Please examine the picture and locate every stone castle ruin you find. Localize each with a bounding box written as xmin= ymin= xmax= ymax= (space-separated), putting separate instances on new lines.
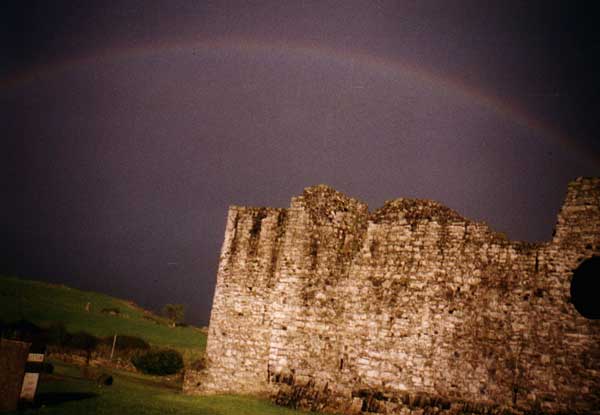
xmin=185 ymin=177 xmax=599 ymax=414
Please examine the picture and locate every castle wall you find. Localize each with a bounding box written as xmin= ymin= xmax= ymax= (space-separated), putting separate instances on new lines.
xmin=267 ymin=188 xmax=369 ymax=391
xmin=190 ymin=206 xmax=286 ymax=394
xmin=185 ymin=178 xmax=600 ymax=414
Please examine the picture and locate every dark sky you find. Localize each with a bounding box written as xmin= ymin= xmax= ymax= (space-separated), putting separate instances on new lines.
xmin=2 ymin=1 xmax=599 ymax=325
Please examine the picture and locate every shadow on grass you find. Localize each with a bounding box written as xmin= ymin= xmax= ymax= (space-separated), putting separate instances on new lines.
xmin=34 ymin=392 xmax=98 ymax=406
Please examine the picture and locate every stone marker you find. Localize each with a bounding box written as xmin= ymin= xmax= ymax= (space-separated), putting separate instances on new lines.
xmin=20 ymin=345 xmax=46 ymax=402
xmin=0 ymin=339 xmax=31 ymax=412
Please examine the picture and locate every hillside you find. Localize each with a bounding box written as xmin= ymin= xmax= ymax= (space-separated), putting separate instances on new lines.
xmin=0 ymin=276 xmax=206 ymax=359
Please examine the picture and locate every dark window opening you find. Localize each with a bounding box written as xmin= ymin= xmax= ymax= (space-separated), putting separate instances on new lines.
xmin=369 ymin=240 xmax=379 ymax=257
xmin=250 ymin=210 xmax=267 ymax=237
xmin=570 ymin=256 xmax=600 ymax=319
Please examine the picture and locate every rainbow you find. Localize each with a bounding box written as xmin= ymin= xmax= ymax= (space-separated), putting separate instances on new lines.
xmin=3 ymin=36 xmax=598 ymax=166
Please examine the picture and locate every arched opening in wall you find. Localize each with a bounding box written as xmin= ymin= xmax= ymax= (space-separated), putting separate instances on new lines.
xmin=570 ymin=256 xmax=600 ymax=319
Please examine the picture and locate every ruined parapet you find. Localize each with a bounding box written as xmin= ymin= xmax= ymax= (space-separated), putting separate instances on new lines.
xmin=186 ymin=178 xmax=600 ymax=414
xmin=539 ymin=177 xmax=600 ymax=410
xmin=553 ymin=177 xmax=600 ymax=250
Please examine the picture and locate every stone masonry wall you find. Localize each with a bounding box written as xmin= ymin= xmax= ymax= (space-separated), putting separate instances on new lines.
xmin=185 ymin=177 xmax=600 ymax=414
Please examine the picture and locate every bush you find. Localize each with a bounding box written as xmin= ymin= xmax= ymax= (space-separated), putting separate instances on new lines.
xmin=3 ymin=320 xmax=43 ymax=343
xmin=46 ymin=322 xmax=69 ymax=347
xmin=101 ymin=334 xmax=150 ymax=351
xmin=67 ymin=331 xmax=99 ymax=365
xmin=67 ymin=331 xmax=99 ymax=351
xmin=116 ymin=334 xmax=150 ymax=350
xmin=131 ymin=348 xmax=184 ymax=375
xmin=162 ymin=304 xmax=185 ymax=327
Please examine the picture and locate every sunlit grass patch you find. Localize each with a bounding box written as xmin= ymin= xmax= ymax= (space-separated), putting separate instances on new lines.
xmin=0 ymin=275 xmax=206 ymax=357
xmin=9 ymin=361 xmax=322 ymax=415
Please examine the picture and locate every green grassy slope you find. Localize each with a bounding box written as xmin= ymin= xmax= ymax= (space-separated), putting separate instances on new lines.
xmin=8 ymin=362 xmax=320 ymax=415
xmin=0 ymin=276 xmax=206 ymax=357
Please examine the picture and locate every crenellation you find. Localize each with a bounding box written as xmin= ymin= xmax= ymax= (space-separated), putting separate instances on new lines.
xmin=185 ymin=179 xmax=600 ymax=414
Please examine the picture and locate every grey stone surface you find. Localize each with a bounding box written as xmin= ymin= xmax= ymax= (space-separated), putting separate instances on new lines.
xmin=0 ymin=339 xmax=31 ymax=412
xmin=184 ymin=177 xmax=600 ymax=414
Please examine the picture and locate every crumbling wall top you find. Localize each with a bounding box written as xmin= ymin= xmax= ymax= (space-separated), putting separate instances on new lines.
xmin=370 ymin=198 xmax=467 ymax=225
xmin=295 ymin=184 xmax=369 ymax=226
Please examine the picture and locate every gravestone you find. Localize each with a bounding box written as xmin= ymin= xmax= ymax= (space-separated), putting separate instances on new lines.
xmin=0 ymin=339 xmax=31 ymax=412
xmin=20 ymin=344 xmax=47 ymax=402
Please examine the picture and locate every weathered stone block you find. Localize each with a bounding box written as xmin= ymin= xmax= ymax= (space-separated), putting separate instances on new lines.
xmin=0 ymin=339 xmax=31 ymax=412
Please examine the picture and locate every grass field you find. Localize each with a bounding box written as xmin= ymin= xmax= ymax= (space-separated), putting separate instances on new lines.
xmin=0 ymin=277 xmax=323 ymax=414
xmin=6 ymin=361 xmax=319 ymax=415
xmin=0 ymin=276 xmax=206 ymax=360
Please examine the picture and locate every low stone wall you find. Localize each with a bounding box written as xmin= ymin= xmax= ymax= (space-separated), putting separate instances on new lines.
xmin=48 ymin=347 xmax=136 ymax=371
xmin=272 ymin=378 xmax=550 ymax=415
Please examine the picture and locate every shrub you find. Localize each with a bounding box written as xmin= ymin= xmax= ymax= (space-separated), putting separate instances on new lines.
xmin=67 ymin=331 xmax=99 ymax=351
xmin=101 ymin=334 xmax=150 ymax=351
xmin=46 ymin=322 xmax=69 ymax=347
xmin=116 ymin=334 xmax=150 ymax=350
xmin=3 ymin=320 xmax=43 ymax=343
xmin=67 ymin=331 xmax=100 ymax=365
xmin=162 ymin=303 xmax=185 ymax=327
xmin=131 ymin=348 xmax=184 ymax=375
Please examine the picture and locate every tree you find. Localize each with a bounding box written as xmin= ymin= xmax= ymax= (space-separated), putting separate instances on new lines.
xmin=162 ymin=303 xmax=185 ymax=327
xmin=68 ymin=331 xmax=99 ymax=365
